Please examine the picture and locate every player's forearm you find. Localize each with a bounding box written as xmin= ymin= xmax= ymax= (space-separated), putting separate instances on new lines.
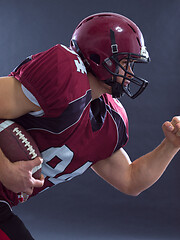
xmin=129 ymin=139 xmax=179 ymax=196
xmin=0 ymin=148 xmax=11 ymax=182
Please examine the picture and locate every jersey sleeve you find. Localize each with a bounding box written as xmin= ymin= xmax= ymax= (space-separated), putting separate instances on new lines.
xmin=10 ymin=45 xmax=72 ymax=117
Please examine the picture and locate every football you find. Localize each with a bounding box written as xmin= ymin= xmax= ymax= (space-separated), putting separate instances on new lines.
xmin=0 ymin=119 xmax=41 ymax=179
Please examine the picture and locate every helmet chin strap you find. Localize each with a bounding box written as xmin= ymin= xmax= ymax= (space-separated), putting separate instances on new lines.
xmin=104 ymin=76 xmax=125 ymax=98
xmin=111 ymin=80 xmax=125 ymax=98
xmin=107 ymin=30 xmax=125 ymax=98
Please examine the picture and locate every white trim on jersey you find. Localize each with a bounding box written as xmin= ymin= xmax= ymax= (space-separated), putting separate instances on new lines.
xmin=0 ymin=120 xmax=14 ymax=132
xmin=0 ymin=200 xmax=12 ymax=211
xmin=21 ymin=85 xmax=44 ymax=117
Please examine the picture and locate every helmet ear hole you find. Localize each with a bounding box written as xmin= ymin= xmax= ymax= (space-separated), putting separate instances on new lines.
xmin=90 ymin=54 xmax=100 ymax=65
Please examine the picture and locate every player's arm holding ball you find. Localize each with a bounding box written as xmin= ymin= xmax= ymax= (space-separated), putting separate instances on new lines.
xmin=0 ymin=76 xmax=44 ymax=195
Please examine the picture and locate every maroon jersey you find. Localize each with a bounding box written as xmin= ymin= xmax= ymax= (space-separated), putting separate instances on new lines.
xmin=0 ymin=44 xmax=129 ymax=206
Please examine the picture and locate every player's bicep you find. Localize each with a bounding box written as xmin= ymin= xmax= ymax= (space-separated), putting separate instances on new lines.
xmin=91 ymin=148 xmax=132 ymax=194
xmin=0 ymin=76 xmax=41 ymax=119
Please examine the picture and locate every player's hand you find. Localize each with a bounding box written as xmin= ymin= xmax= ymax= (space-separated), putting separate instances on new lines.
xmin=162 ymin=116 xmax=180 ymax=148
xmin=0 ymin=155 xmax=44 ymax=195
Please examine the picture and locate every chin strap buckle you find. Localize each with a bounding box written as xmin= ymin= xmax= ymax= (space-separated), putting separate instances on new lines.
xmin=111 ymin=44 xmax=118 ymax=54
xmin=110 ymin=29 xmax=118 ymax=54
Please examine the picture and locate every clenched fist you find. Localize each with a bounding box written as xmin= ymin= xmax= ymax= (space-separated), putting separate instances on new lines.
xmin=162 ymin=116 xmax=180 ymax=148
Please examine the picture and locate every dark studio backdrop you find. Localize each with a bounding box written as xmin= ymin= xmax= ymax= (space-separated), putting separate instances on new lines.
xmin=0 ymin=0 xmax=180 ymax=239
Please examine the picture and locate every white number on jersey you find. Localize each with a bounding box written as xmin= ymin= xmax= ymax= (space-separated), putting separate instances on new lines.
xmin=41 ymin=145 xmax=92 ymax=186
xmin=74 ymin=56 xmax=87 ymax=74
xmin=61 ymin=44 xmax=87 ymax=74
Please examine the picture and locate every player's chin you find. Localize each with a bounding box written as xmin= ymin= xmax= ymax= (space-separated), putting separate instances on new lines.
xmin=102 ymin=83 xmax=112 ymax=95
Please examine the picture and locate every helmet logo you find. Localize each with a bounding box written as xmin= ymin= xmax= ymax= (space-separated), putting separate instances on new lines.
xmin=115 ymin=26 xmax=123 ymax=32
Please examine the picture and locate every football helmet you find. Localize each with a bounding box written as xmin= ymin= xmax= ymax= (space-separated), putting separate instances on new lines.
xmin=70 ymin=12 xmax=150 ymax=98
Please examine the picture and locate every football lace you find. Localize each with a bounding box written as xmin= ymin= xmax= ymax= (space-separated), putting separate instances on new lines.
xmin=13 ymin=127 xmax=38 ymax=159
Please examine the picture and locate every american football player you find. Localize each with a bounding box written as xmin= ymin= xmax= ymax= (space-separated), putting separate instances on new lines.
xmin=0 ymin=12 xmax=180 ymax=239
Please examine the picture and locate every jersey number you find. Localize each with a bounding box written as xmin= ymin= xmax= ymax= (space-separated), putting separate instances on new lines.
xmin=61 ymin=45 xmax=87 ymax=74
xmin=41 ymin=145 xmax=92 ymax=185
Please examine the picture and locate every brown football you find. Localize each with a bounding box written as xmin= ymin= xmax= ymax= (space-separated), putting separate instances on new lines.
xmin=0 ymin=119 xmax=41 ymax=179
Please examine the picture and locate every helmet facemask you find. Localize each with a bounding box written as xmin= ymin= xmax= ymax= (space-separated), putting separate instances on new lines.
xmin=103 ymin=52 xmax=149 ymax=99
xmin=101 ymin=29 xmax=150 ymax=99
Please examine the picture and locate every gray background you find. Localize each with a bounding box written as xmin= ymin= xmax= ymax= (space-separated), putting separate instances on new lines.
xmin=0 ymin=0 xmax=180 ymax=239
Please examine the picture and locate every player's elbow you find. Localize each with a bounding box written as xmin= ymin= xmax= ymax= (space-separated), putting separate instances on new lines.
xmin=123 ymin=188 xmax=142 ymax=197
xmin=127 ymin=190 xmax=142 ymax=197
xmin=115 ymin=184 xmax=142 ymax=197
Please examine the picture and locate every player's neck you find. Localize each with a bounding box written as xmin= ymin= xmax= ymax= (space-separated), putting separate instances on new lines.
xmin=87 ymin=72 xmax=111 ymax=100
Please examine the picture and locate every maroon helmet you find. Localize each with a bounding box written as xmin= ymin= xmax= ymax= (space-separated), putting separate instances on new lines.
xmin=70 ymin=12 xmax=150 ymax=98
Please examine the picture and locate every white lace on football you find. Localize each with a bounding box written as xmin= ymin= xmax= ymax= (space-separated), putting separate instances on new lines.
xmin=13 ymin=127 xmax=37 ymax=159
